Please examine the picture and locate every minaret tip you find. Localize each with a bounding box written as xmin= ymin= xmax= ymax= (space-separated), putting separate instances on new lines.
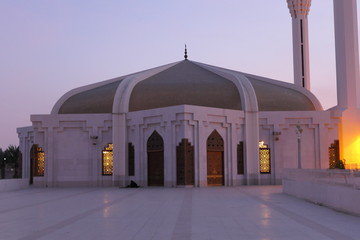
xmin=184 ymin=44 xmax=188 ymax=60
xmin=287 ymin=0 xmax=312 ymax=19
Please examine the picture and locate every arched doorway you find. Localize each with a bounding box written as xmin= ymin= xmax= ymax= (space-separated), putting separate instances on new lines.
xmin=147 ymin=131 xmax=164 ymax=186
xmin=207 ymin=130 xmax=224 ymax=186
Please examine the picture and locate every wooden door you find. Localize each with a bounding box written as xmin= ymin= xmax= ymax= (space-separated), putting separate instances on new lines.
xmin=148 ymin=151 xmax=164 ymax=186
xmin=176 ymin=139 xmax=194 ymax=185
xmin=207 ymin=151 xmax=224 ymax=186
xmin=147 ymin=131 xmax=164 ymax=186
xmin=207 ymin=130 xmax=224 ymax=186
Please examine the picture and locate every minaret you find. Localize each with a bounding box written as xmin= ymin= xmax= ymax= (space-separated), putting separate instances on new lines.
xmin=287 ymin=0 xmax=312 ymax=90
xmin=334 ymin=0 xmax=360 ymax=110
xmin=333 ymin=0 xmax=360 ymax=169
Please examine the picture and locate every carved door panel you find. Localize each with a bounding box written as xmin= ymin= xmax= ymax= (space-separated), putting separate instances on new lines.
xmin=148 ymin=151 xmax=164 ymax=186
xmin=185 ymin=146 xmax=195 ymax=185
xmin=177 ymin=139 xmax=194 ymax=186
xmin=207 ymin=151 xmax=224 ymax=186
xmin=176 ymin=146 xmax=185 ymax=185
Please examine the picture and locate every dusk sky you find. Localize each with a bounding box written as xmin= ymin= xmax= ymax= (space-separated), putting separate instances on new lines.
xmin=0 ymin=0 xmax=358 ymax=149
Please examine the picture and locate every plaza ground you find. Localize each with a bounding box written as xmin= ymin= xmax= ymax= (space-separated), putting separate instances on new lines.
xmin=1 ymin=186 xmax=359 ymax=240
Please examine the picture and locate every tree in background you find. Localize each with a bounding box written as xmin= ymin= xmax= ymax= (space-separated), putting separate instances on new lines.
xmin=1 ymin=145 xmax=22 ymax=179
xmin=0 ymin=148 xmax=4 ymax=179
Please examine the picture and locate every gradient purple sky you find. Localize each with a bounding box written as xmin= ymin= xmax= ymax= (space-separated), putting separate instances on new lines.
xmin=0 ymin=0 xmax=358 ymax=149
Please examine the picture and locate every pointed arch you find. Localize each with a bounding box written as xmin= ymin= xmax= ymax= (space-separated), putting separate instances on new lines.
xmin=147 ymin=131 xmax=164 ymax=186
xmin=207 ymin=130 xmax=224 ymax=151
xmin=207 ymin=130 xmax=224 ymax=186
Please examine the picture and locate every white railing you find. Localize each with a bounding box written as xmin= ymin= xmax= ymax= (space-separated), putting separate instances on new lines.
xmin=283 ymin=169 xmax=360 ymax=190
xmin=282 ymin=168 xmax=360 ymax=215
xmin=0 ymin=178 xmax=29 ymax=192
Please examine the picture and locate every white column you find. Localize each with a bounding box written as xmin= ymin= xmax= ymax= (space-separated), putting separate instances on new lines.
xmin=46 ymin=128 xmax=55 ymax=187
xmin=198 ymin=122 xmax=207 ymax=187
xmin=334 ymin=0 xmax=360 ymax=110
xmin=245 ymin=111 xmax=260 ymax=185
xmin=334 ymin=0 xmax=360 ymax=169
xmin=163 ymin=122 xmax=173 ymax=187
xmin=287 ymin=0 xmax=312 ymax=90
xmin=112 ymin=113 xmax=127 ymax=187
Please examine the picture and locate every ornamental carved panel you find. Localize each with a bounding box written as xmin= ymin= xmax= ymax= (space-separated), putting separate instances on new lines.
xmin=30 ymin=144 xmax=45 ymax=178
xmin=207 ymin=151 xmax=224 ymax=186
xmin=259 ymin=147 xmax=271 ymax=174
xmin=329 ymin=140 xmax=340 ymax=169
xmin=207 ymin=130 xmax=224 ymax=152
xmin=147 ymin=131 xmax=164 ymax=186
xmin=128 ymin=143 xmax=135 ymax=176
xmin=147 ymin=131 xmax=164 ymax=152
xmin=237 ymin=141 xmax=244 ymax=175
xmin=176 ymin=139 xmax=194 ymax=186
xmin=102 ymin=143 xmax=113 ymax=175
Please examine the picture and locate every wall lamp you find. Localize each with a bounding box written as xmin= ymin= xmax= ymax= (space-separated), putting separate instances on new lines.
xmin=90 ymin=135 xmax=98 ymax=145
xmin=272 ymin=131 xmax=281 ymax=141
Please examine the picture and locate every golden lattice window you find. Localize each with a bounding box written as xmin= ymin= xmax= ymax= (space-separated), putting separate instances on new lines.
xmin=259 ymin=141 xmax=271 ymax=174
xmin=102 ymin=144 xmax=113 ymax=175
xmin=35 ymin=147 xmax=45 ymax=176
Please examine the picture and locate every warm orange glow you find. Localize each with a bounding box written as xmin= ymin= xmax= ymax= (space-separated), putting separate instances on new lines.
xmin=339 ymin=108 xmax=360 ymax=170
xmin=36 ymin=147 xmax=45 ymax=176
xmin=342 ymin=137 xmax=360 ymax=169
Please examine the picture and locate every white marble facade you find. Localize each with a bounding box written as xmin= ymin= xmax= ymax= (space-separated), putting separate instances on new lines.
xmin=16 ymin=0 xmax=360 ymax=188
xmin=17 ymin=104 xmax=339 ymax=187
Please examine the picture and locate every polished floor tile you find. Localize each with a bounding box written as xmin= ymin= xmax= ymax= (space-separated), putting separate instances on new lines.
xmin=0 ymin=186 xmax=359 ymax=240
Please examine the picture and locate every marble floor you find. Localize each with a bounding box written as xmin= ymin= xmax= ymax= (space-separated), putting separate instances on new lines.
xmin=0 ymin=186 xmax=359 ymax=240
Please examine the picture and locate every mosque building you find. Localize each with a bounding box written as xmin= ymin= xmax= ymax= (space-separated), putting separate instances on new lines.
xmin=17 ymin=0 xmax=360 ymax=187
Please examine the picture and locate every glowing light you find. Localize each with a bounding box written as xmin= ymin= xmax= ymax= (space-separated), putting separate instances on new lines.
xmin=339 ymin=109 xmax=360 ymax=170
xmin=259 ymin=141 xmax=271 ymax=174
xmin=260 ymin=204 xmax=271 ymax=227
xmin=35 ymin=147 xmax=45 ymax=176
xmin=102 ymin=144 xmax=113 ymax=175
xmin=342 ymin=137 xmax=360 ymax=169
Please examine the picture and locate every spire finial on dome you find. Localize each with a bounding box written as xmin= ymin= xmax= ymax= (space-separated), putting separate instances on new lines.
xmin=184 ymin=44 xmax=188 ymax=60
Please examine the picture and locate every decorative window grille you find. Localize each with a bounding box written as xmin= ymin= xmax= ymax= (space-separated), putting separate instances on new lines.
xmin=207 ymin=130 xmax=224 ymax=151
xmin=176 ymin=139 xmax=194 ymax=185
xmin=147 ymin=131 xmax=164 ymax=186
xmin=102 ymin=144 xmax=113 ymax=175
xmin=35 ymin=147 xmax=45 ymax=176
xmin=259 ymin=141 xmax=271 ymax=174
xmin=128 ymin=143 xmax=135 ymax=176
xmin=237 ymin=141 xmax=244 ymax=175
xmin=147 ymin=131 xmax=164 ymax=152
xmin=329 ymin=140 xmax=340 ymax=169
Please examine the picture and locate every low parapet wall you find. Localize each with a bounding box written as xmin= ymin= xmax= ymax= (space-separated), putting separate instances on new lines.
xmin=283 ymin=169 xmax=360 ymax=216
xmin=0 ymin=179 xmax=29 ymax=192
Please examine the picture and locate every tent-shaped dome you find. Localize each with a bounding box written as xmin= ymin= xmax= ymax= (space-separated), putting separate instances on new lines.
xmin=52 ymin=60 xmax=322 ymax=114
